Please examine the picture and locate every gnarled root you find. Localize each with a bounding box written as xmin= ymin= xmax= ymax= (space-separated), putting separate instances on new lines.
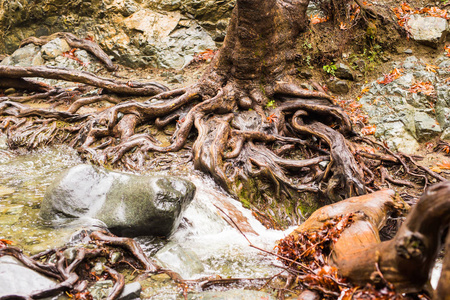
xmin=281 ymin=183 xmax=450 ymax=297
xmin=333 ymin=182 xmax=450 ymax=293
xmin=20 ymin=32 xmax=117 ymax=71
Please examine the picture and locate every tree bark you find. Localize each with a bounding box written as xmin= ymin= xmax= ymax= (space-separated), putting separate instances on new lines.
xmin=289 ymin=182 xmax=450 ymax=294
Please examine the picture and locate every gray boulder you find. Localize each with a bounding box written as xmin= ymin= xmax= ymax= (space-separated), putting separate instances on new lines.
xmin=0 ymin=44 xmax=44 ymax=66
xmin=407 ymin=14 xmax=449 ymax=48
xmin=41 ymin=37 xmax=71 ymax=59
xmin=0 ymin=255 xmax=58 ymax=297
xmin=39 ymin=164 xmax=196 ymax=237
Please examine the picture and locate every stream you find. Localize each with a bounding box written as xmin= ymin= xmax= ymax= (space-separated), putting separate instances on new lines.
xmin=0 ymin=133 xmax=292 ymax=299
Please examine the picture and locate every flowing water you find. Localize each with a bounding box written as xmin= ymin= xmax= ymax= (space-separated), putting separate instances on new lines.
xmin=0 ymin=133 xmax=290 ymax=298
xmin=0 ymin=133 xmax=443 ymax=298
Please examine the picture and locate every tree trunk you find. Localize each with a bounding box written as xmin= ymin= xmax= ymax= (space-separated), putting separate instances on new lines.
xmin=0 ymin=0 xmax=443 ymax=228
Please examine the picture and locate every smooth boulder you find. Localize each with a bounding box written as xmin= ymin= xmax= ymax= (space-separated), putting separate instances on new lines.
xmin=39 ymin=164 xmax=196 ymax=237
xmin=0 ymin=256 xmax=58 ymax=297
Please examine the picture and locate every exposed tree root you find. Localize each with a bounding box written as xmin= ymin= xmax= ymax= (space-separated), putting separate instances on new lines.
xmin=0 ymin=231 xmax=277 ymax=299
xmin=0 ymin=0 xmax=446 ymax=230
xmin=20 ymin=32 xmax=118 ymax=72
xmin=0 ymin=65 xmax=168 ymax=96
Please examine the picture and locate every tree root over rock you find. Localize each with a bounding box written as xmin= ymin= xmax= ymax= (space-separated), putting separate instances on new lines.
xmin=0 ymin=0 xmax=447 ymax=229
xmin=0 ymin=231 xmax=273 ymax=300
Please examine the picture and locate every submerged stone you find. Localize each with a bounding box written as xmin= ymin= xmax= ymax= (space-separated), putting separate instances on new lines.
xmin=188 ymin=289 xmax=275 ymax=300
xmin=155 ymin=241 xmax=205 ymax=279
xmin=40 ymin=164 xmax=196 ymax=237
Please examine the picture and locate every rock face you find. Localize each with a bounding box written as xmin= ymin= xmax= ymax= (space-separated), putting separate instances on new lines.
xmin=0 ymin=0 xmax=230 ymax=68
xmin=407 ymin=14 xmax=449 ymax=48
xmin=359 ymin=55 xmax=450 ymax=153
xmin=39 ymin=164 xmax=196 ymax=237
xmin=1 ymin=38 xmax=101 ymax=87
xmin=0 ymin=255 xmax=58 ymax=296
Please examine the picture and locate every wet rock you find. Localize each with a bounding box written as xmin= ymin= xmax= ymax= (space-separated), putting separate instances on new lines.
xmin=40 ymin=164 xmax=196 ymax=237
xmin=188 ymin=289 xmax=275 ymax=300
xmin=89 ymin=280 xmax=140 ymax=300
xmin=0 ymin=255 xmax=58 ymax=296
xmin=41 ymin=37 xmax=71 ymax=59
xmin=334 ymin=63 xmax=354 ymax=80
xmin=119 ymin=282 xmax=141 ymax=300
xmin=155 ymin=242 xmax=205 ymax=279
xmin=327 ymin=80 xmax=349 ymax=94
xmin=407 ymin=14 xmax=449 ymax=48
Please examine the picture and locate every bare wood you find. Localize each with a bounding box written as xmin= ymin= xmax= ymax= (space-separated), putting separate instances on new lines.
xmin=0 ymin=65 xmax=168 ymax=96
xmin=333 ymin=182 xmax=450 ymax=293
xmin=0 ymin=78 xmax=51 ymax=92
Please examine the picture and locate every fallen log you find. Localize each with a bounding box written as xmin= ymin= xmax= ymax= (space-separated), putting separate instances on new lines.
xmin=282 ymin=182 xmax=450 ymax=297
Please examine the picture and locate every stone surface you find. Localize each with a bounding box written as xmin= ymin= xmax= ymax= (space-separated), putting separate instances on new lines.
xmin=358 ymin=55 xmax=450 ymax=152
xmin=0 ymin=44 xmax=43 ymax=66
xmin=407 ymin=14 xmax=449 ymax=48
xmin=414 ymin=111 xmax=441 ymax=141
xmin=0 ymin=0 xmax=224 ymax=69
xmin=334 ymin=63 xmax=354 ymax=80
xmin=327 ymin=80 xmax=349 ymax=94
xmin=40 ymin=164 xmax=196 ymax=237
xmin=188 ymin=289 xmax=275 ymax=300
xmin=155 ymin=241 xmax=205 ymax=279
xmin=89 ymin=280 xmax=141 ymax=300
xmin=41 ymin=38 xmax=71 ymax=59
xmin=1 ymin=39 xmax=101 ymax=86
xmin=0 ymin=255 xmax=58 ymax=296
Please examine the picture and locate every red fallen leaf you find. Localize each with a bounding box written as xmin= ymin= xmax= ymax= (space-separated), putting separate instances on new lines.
xmin=361 ymin=124 xmax=376 ymax=135
xmin=377 ymin=68 xmax=403 ymax=85
xmin=310 ymin=14 xmax=329 ymax=24
xmin=62 ymin=48 xmax=91 ymax=67
xmin=410 ymin=81 xmax=435 ymax=96
xmin=266 ymin=113 xmax=278 ymax=123
xmin=191 ymin=49 xmax=217 ymax=64
xmin=437 ymin=160 xmax=450 ymax=169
